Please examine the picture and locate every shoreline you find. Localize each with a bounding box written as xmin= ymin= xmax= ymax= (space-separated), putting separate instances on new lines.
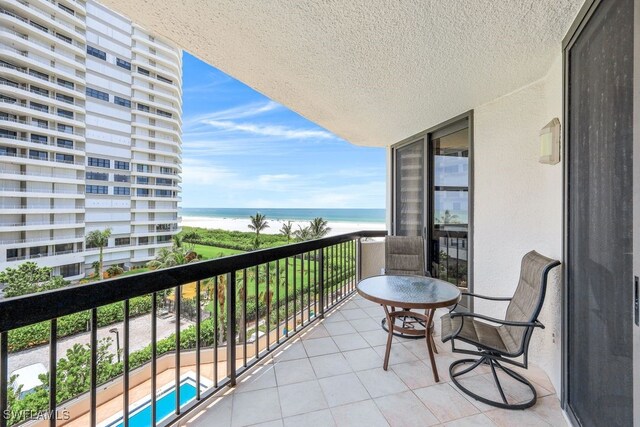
xmin=180 ymin=215 xmax=386 ymax=236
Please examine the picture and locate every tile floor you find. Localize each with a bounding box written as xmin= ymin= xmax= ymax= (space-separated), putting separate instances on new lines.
xmin=180 ymin=294 xmax=568 ymax=427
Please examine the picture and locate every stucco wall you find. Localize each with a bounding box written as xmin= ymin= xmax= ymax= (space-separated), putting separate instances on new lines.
xmin=473 ymin=54 xmax=564 ymax=393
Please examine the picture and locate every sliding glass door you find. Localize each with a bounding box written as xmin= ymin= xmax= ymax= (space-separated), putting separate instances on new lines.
xmin=393 ymin=115 xmax=472 ymax=301
xmin=430 ymin=124 xmax=470 ymax=292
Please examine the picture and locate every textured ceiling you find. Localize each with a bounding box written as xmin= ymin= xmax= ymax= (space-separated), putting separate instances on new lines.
xmin=100 ymin=0 xmax=583 ymax=146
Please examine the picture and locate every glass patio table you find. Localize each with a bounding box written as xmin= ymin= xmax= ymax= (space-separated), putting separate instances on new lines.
xmin=356 ymin=275 xmax=461 ymax=382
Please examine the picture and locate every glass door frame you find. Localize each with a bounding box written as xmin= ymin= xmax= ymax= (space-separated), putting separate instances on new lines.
xmin=390 ymin=111 xmax=474 ymax=310
xmin=562 ymin=0 xmax=638 ymax=423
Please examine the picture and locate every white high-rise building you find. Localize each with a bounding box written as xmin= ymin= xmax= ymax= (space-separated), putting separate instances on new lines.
xmin=0 ymin=0 xmax=182 ymax=280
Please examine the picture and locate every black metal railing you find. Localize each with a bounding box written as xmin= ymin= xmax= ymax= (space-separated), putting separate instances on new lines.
xmin=0 ymin=230 xmax=386 ymax=427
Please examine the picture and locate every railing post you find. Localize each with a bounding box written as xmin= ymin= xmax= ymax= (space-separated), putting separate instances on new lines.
xmin=356 ymin=238 xmax=362 ymax=283
xmin=226 ymin=271 xmax=237 ymax=386
xmin=319 ymin=248 xmax=325 ymax=318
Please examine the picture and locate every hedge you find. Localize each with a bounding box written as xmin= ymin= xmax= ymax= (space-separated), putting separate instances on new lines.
xmin=7 ymin=295 xmax=153 ymax=353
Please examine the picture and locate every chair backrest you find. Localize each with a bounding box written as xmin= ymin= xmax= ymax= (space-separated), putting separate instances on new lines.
xmin=503 ymin=251 xmax=561 ymax=352
xmin=385 ymin=236 xmax=426 ymax=276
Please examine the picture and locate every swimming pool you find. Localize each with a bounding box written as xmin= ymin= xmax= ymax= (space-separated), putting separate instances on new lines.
xmin=101 ymin=375 xmax=204 ymax=427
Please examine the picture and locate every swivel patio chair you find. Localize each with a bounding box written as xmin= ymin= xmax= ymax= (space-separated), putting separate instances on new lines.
xmin=440 ymin=250 xmax=560 ymax=409
xmin=381 ymin=236 xmax=431 ymax=339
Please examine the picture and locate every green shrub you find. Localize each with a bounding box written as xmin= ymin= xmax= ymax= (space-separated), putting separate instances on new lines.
xmin=7 ymin=296 xmax=153 ymax=353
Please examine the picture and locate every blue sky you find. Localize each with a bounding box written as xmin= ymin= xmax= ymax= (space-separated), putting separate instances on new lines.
xmin=180 ymin=52 xmax=386 ymax=209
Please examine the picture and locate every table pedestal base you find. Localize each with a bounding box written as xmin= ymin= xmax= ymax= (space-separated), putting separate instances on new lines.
xmin=382 ymin=306 xmax=440 ymax=382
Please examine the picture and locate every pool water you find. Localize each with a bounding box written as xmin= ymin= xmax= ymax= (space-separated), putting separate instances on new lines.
xmin=113 ymin=381 xmax=198 ymax=427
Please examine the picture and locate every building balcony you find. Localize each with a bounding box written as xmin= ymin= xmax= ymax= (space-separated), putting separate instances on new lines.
xmin=0 ymin=168 xmax=84 ymax=184
xmin=0 ymin=231 xmax=566 ymax=427
xmin=0 ymin=219 xmax=84 ymax=232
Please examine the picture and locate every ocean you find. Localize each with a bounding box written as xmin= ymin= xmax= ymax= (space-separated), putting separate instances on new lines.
xmin=181 ymin=208 xmax=386 ymax=223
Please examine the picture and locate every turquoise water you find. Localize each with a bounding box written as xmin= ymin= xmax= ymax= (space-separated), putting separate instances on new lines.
xmin=111 ymin=381 xmax=197 ymax=427
xmin=181 ymin=208 xmax=385 ymax=223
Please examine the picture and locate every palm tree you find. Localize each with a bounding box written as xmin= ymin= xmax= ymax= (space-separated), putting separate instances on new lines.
xmin=86 ymin=228 xmax=111 ymax=280
xmin=309 ymin=217 xmax=331 ymax=239
xmin=439 ymin=210 xmax=460 ymax=225
xmin=279 ymin=221 xmax=293 ymax=244
xmin=294 ymin=225 xmax=312 ymax=241
xmin=248 ymin=212 xmax=269 ymax=249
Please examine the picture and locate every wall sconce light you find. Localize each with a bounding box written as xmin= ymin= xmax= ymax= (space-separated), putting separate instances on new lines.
xmin=539 ymin=118 xmax=561 ymax=165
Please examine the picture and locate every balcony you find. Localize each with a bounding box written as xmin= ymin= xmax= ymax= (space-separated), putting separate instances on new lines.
xmin=0 ymin=232 xmax=388 ymax=426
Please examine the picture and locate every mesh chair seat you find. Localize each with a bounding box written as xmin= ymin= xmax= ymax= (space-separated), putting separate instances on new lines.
xmin=441 ymin=313 xmax=519 ymax=355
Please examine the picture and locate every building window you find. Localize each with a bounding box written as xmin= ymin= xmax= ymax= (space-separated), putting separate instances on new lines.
xmin=157 ymin=235 xmax=172 ymax=243
xmin=30 ymin=102 xmax=49 ymax=113
xmin=57 ymin=78 xmax=74 ymax=89
xmin=138 ymin=236 xmax=149 ymax=245
xmin=116 ymin=58 xmax=131 ymax=70
xmin=30 ymin=246 xmax=48 ymax=257
xmin=60 ymin=264 xmax=80 ymax=278
xmin=30 ymin=69 xmax=49 ymax=81
xmin=32 ymin=119 xmax=48 ymax=129
xmin=114 ymin=96 xmax=131 ymax=108
xmin=138 ymin=67 xmax=150 ymax=76
xmin=57 ymin=109 xmax=74 ymax=119
xmin=87 ymin=46 xmax=107 ymax=61
xmin=114 ymin=160 xmax=130 ymax=170
xmin=56 ymin=93 xmax=74 ymax=104
xmin=57 ymin=139 xmax=73 ymax=149
xmin=156 ymin=109 xmax=172 ymax=118
xmin=115 ymin=237 xmax=130 ymax=246
xmin=114 ymin=186 xmax=130 ymax=196
xmin=0 ymin=95 xmax=17 ymax=104
xmin=136 ymin=188 xmax=149 ymax=197
xmin=114 ymin=174 xmax=129 ymax=183
xmin=58 ymin=3 xmax=75 ymax=15
xmin=160 ymin=167 xmax=173 ymax=175
xmin=86 ymin=171 xmax=108 ymax=181
xmin=156 ymin=190 xmax=172 ymax=197
xmin=157 ymin=75 xmax=173 ymax=84
xmin=56 ymin=33 xmax=72 ymax=44
xmin=56 ymin=153 xmax=73 ymax=163
xmin=156 ymin=178 xmax=173 ymax=186
xmin=137 ymin=164 xmax=150 ymax=173
xmin=0 ymin=146 xmax=17 ymax=156
xmin=29 ymin=150 xmax=48 ymax=160
xmin=30 ymin=86 xmax=49 ymax=96
xmin=137 ymin=103 xmax=150 ymax=112
xmin=0 ymin=77 xmax=18 ymax=88
xmin=88 ymin=157 xmax=110 ymax=168
xmin=86 ymin=185 xmax=108 ymax=194
xmin=31 ymin=134 xmax=48 ymax=144
xmin=30 ymin=21 xmax=49 ymax=33
xmin=6 ymin=249 xmax=18 ymax=261
xmin=57 ymin=124 xmax=73 ymax=134
xmin=55 ymin=244 xmax=73 ymax=254
xmin=136 ymin=176 xmax=149 ymax=184
xmin=86 ymin=87 xmax=109 ymax=101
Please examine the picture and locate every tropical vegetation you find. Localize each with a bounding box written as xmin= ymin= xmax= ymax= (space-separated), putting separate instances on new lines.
xmin=0 ymin=262 xmax=68 ymax=298
xmin=248 ymin=212 xmax=269 ymax=249
xmin=85 ymin=228 xmax=112 ymax=280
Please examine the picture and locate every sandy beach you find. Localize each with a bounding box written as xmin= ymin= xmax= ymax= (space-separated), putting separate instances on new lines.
xmin=181 ymin=216 xmax=386 ymax=236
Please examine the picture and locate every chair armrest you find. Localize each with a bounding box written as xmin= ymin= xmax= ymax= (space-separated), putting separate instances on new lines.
xmin=461 ymin=292 xmax=512 ymax=301
xmin=449 ymin=312 xmax=545 ymax=329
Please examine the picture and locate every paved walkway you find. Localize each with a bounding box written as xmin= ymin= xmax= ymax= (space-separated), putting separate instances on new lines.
xmin=8 ymin=314 xmax=193 ymax=373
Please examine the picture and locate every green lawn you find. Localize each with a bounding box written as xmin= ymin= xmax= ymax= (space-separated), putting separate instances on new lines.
xmin=193 ymin=244 xmax=245 ymax=259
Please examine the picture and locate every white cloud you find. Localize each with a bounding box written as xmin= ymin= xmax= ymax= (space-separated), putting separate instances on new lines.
xmin=185 ymin=101 xmax=280 ymax=125
xmin=203 ymin=120 xmax=335 ymax=140
xmin=180 ymin=158 xmax=238 ymax=185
